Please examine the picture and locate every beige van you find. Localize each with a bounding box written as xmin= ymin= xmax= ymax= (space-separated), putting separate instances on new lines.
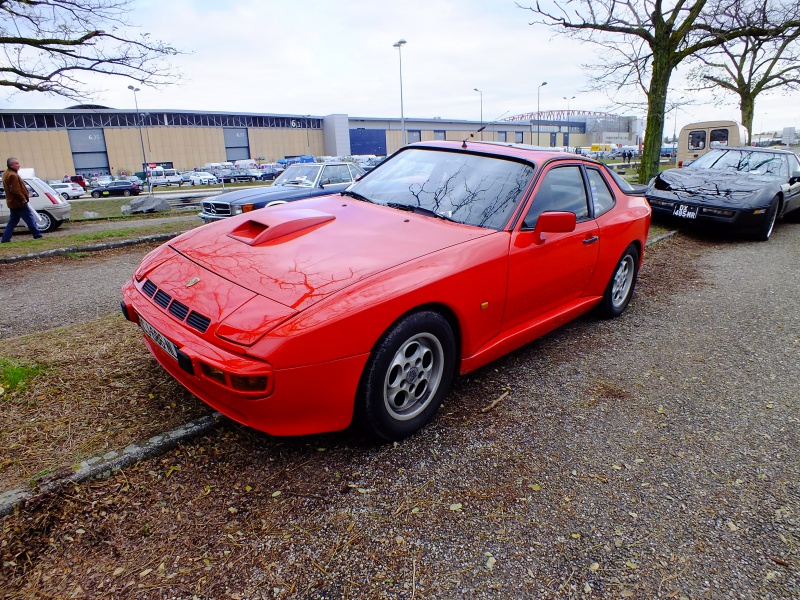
xmin=677 ymin=120 xmax=745 ymax=167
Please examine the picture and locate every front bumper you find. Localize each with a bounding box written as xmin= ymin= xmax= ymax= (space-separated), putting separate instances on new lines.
xmin=121 ymin=280 xmax=369 ymax=436
xmin=646 ymin=193 xmax=769 ymax=230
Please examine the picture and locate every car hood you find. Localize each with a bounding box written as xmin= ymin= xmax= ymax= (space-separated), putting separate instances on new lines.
xmin=651 ymin=168 xmax=779 ymax=206
xmin=171 ymin=195 xmax=493 ymax=311
xmin=208 ymin=185 xmax=317 ymax=205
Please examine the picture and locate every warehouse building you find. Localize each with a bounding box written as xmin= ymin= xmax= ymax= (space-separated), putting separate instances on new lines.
xmin=0 ymin=106 xmax=639 ymax=181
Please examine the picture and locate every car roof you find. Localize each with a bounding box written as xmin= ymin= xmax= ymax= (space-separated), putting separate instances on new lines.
xmin=407 ymin=140 xmax=601 ymax=164
xmin=709 ymin=146 xmax=796 ymax=155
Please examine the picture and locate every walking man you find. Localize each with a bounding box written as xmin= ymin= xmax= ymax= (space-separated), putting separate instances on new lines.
xmin=2 ymin=157 xmax=42 ymax=243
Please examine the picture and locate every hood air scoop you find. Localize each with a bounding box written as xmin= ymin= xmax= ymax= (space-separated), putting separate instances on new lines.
xmin=227 ymin=208 xmax=336 ymax=246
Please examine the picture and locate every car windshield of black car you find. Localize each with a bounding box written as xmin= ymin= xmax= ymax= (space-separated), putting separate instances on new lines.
xmin=690 ymin=149 xmax=788 ymax=178
xmin=274 ymin=164 xmax=321 ymax=187
xmin=349 ymin=148 xmax=535 ymax=230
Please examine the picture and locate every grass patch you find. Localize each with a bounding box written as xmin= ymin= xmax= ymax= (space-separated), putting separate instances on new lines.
xmin=0 ymin=357 xmax=44 ymax=393
xmin=0 ymin=219 xmax=200 ymax=259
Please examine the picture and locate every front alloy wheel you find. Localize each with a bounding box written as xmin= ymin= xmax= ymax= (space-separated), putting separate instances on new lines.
xmin=357 ymin=311 xmax=456 ymax=441
xmin=755 ymin=195 xmax=780 ymax=241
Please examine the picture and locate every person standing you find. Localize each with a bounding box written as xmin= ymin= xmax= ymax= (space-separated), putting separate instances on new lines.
xmin=1 ymin=157 xmax=42 ymax=243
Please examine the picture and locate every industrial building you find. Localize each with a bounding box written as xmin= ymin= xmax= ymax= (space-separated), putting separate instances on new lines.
xmin=0 ymin=106 xmax=640 ymax=181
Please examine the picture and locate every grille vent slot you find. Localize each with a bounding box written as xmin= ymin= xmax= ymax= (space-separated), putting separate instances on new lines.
xmin=153 ymin=289 xmax=172 ymax=309
xmin=168 ymin=301 xmax=189 ymax=320
xmin=143 ymin=279 xmax=157 ymax=297
xmin=187 ymin=312 xmax=211 ymax=333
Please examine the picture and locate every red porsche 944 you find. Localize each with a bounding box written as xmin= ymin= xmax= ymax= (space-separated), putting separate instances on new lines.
xmin=121 ymin=141 xmax=651 ymax=440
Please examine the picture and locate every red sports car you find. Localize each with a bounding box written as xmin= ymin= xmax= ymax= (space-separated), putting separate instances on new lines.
xmin=121 ymin=141 xmax=651 ymax=440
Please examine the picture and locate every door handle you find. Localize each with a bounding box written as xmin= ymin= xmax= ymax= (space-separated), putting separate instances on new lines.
xmin=583 ymin=235 xmax=599 ymax=245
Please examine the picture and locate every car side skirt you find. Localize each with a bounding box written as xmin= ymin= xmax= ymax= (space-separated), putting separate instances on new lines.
xmin=460 ymin=296 xmax=601 ymax=374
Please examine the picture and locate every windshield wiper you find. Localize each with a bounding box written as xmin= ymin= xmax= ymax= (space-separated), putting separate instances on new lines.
xmin=385 ymin=202 xmax=460 ymax=223
xmin=341 ymin=190 xmax=374 ymax=203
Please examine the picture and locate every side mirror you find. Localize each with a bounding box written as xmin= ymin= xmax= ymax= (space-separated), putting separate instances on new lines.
xmin=532 ymin=211 xmax=577 ymax=244
xmin=790 ymin=170 xmax=800 ymax=184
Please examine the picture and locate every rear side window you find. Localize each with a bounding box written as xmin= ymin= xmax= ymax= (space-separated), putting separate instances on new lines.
xmin=585 ymin=168 xmax=615 ymax=217
xmin=688 ymin=131 xmax=706 ymax=151
xmin=710 ymin=129 xmax=729 ymax=146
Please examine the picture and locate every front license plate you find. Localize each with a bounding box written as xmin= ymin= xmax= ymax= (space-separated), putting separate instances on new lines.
xmin=140 ymin=317 xmax=179 ymax=361
xmin=673 ymin=204 xmax=699 ymax=219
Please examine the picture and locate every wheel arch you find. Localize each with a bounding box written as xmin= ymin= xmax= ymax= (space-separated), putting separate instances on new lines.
xmin=361 ymin=302 xmax=463 ymax=376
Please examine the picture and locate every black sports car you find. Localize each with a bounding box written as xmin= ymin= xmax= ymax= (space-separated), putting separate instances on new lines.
xmin=646 ymin=147 xmax=800 ymax=241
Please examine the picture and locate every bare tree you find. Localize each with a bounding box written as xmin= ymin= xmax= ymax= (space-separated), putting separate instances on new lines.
xmin=518 ymin=0 xmax=800 ymax=183
xmin=689 ymin=5 xmax=800 ymax=145
xmin=0 ymin=0 xmax=180 ymax=100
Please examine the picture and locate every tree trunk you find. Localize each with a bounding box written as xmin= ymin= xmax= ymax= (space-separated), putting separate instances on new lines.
xmin=740 ymin=94 xmax=755 ymax=145
xmin=639 ymin=66 xmax=671 ymax=184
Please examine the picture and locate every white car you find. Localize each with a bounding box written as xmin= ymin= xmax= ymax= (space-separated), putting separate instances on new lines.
xmin=0 ymin=174 xmax=71 ymax=232
xmin=50 ymin=182 xmax=85 ymax=200
xmin=188 ymin=172 xmax=218 ymax=185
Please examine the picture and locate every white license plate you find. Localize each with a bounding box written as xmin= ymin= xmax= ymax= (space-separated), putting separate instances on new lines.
xmin=673 ymin=204 xmax=699 ymax=219
xmin=140 ymin=317 xmax=179 ymax=361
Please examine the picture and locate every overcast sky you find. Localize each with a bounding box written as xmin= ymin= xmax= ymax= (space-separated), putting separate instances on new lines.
xmin=3 ymin=0 xmax=797 ymax=136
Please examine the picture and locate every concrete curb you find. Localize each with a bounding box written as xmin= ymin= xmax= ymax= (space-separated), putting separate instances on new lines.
xmin=645 ymin=230 xmax=679 ymax=246
xmin=0 ymin=232 xmax=181 ymax=264
xmin=0 ymin=413 xmax=221 ymax=517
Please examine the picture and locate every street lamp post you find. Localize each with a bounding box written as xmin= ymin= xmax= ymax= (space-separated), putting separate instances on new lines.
xmin=127 ymin=85 xmax=147 ymax=175
xmin=474 ymin=88 xmax=483 ymax=140
xmin=393 ymin=39 xmax=407 ymax=147
xmin=304 ymin=115 xmax=312 ymax=156
xmin=563 ymin=96 xmax=575 ymax=119
xmin=537 ymin=81 xmax=548 ymax=146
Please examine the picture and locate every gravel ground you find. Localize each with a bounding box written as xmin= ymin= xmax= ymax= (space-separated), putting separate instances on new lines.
xmin=0 ymin=224 xmax=798 ymax=598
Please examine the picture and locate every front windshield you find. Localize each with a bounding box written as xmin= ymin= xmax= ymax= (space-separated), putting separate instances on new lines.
xmin=690 ymin=149 xmax=788 ymax=177
xmin=274 ymin=164 xmax=322 ymax=187
xmin=349 ymin=148 xmax=535 ymax=229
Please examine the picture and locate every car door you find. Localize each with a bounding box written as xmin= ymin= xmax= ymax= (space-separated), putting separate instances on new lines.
xmin=503 ymin=164 xmax=600 ymax=330
xmin=783 ymin=153 xmax=800 ymax=213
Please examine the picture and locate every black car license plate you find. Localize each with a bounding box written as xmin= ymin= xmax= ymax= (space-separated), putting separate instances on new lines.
xmin=673 ymin=204 xmax=698 ymax=219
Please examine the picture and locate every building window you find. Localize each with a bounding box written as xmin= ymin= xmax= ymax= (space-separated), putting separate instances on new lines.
xmin=515 ymin=131 xmax=524 ymax=144
xmin=433 ymin=130 xmax=446 ymax=140
xmin=498 ymin=131 xmax=507 ymax=142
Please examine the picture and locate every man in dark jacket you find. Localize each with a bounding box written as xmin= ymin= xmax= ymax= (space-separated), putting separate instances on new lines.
xmin=2 ymin=157 xmax=42 ymax=243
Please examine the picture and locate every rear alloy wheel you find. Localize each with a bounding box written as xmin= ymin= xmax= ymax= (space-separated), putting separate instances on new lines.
xmin=123 ymin=189 xmax=131 ymax=197
xmin=755 ymin=195 xmax=780 ymax=241
xmin=36 ymin=210 xmax=56 ymax=233
xmin=599 ymin=244 xmax=640 ymax=318
xmin=357 ymin=311 xmax=456 ymax=441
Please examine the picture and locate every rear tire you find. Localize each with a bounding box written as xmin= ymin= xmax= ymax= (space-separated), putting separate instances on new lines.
xmin=356 ymin=311 xmax=456 ymax=441
xmin=123 ymin=190 xmax=131 ymax=197
xmin=36 ymin=211 xmax=57 ymax=233
xmin=599 ymin=244 xmax=639 ymax=318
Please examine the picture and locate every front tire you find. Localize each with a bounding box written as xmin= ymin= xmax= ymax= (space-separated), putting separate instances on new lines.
xmin=599 ymin=244 xmax=640 ymax=318
xmin=356 ymin=311 xmax=456 ymax=441
xmin=61 ymin=192 xmax=70 ymax=201
xmin=755 ymin=195 xmax=780 ymax=241
xmin=91 ymin=190 xmax=101 ymax=198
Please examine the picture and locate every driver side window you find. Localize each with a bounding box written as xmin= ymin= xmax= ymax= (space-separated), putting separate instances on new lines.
xmin=523 ymin=166 xmax=589 ymax=228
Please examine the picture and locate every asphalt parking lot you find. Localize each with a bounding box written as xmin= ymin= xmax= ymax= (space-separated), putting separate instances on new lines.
xmin=0 ymin=222 xmax=798 ymax=598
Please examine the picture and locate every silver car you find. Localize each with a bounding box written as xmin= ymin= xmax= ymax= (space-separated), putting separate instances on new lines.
xmin=0 ymin=176 xmax=72 ymax=232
